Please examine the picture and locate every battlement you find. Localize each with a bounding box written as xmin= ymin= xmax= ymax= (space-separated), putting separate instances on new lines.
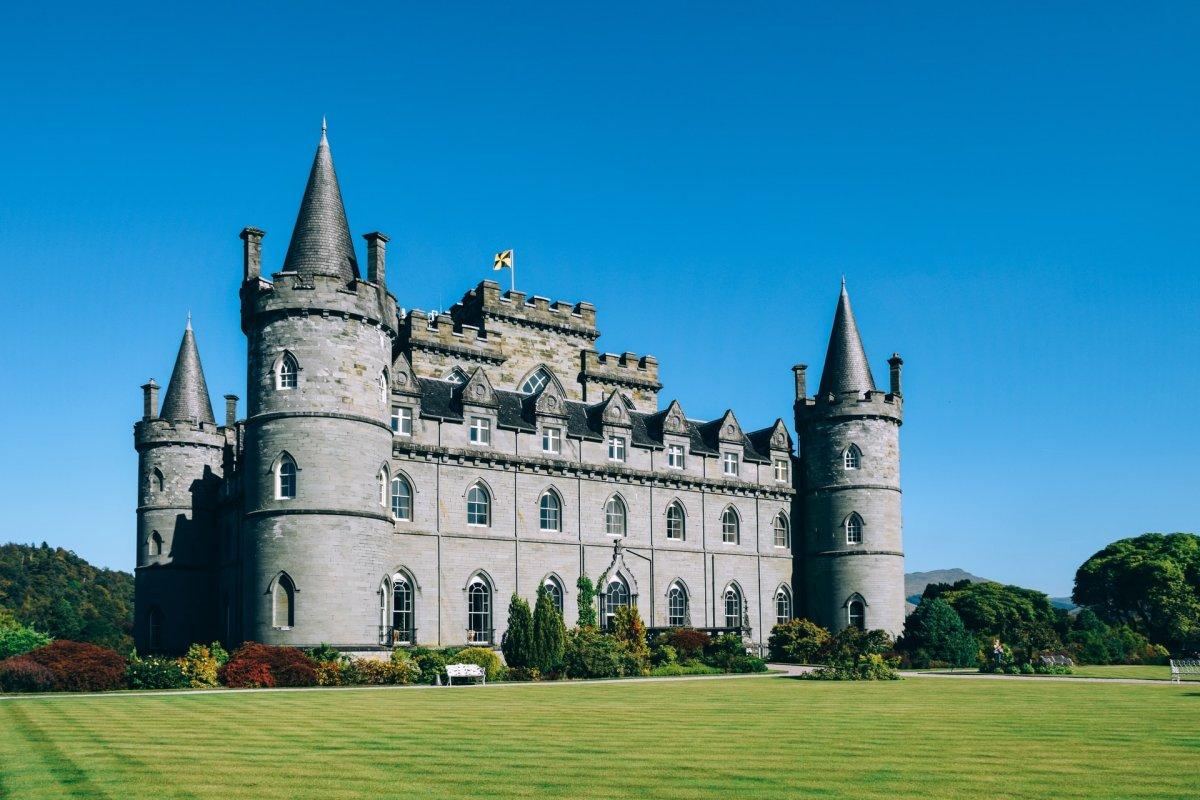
xmin=134 ymin=418 xmax=226 ymax=450
xmin=580 ymin=350 xmax=662 ymax=412
xmin=241 ymin=272 xmax=398 ymax=337
xmin=399 ymin=308 xmax=506 ymax=365
xmin=452 ymin=280 xmax=598 ymax=339
xmin=796 ymin=389 xmax=903 ymax=424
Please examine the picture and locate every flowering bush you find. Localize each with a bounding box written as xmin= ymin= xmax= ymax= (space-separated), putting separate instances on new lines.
xmin=0 ymin=657 xmax=56 ymax=692
xmin=178 ymin=643 xmax=226 ymax=688
xmin=21 ymin=641 xmax=126 ymax=692
xmin=768 ymin=619 xmax=831 ymax=664
xmin=126 ymin=655 xmax=188 ymax=690
xmin=799 ymin=653 xmax=900 ymax=681
xmin=315 ymin=661 xmax=345 ymax=686
xmin=219 ymin=643 xmax=318 ymax=688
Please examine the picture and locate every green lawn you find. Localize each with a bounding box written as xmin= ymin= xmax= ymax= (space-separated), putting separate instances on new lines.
xmin=1 ymin=676 xmax=1197 ymax=799
xmin=1064 ymin=664 xmax=1197 ymax=681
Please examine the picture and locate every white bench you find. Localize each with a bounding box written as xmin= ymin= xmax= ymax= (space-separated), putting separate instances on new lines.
xmin=1170 ymin=659 xmax=1200 ymax=683
xmin=445 ymin=663 xmax=486 ymax=686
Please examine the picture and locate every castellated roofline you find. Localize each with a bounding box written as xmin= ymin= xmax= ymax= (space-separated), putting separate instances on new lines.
xmin=240 ymin=270 xmax=398 ymax=339
xmin=796 ymin=388 xmax=903 ymax=424
xmin=581 ymin=350 xmax=662 ymax=391
xmin=133 ymin=417 xmax=226 ymax=451
xmin=451 ymin=280 xmax=599 ymax=339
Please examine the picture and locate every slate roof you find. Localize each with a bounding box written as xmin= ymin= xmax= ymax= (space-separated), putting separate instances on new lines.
xmin=817 ymin=281 xmax=876 ymax=396
xmin=281 ymin=125 xmax=360 ymax=283
xmin=159 ymin=321 xmax=216 ymax=424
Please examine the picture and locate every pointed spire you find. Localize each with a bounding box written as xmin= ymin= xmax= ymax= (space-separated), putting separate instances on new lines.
xmin=817 ymin=280 xmax=876 ymax=397
xmin=281 ymin=122 xmax=359 ymax=282
xmin=159 ymin=321 xmax=216 ymax=424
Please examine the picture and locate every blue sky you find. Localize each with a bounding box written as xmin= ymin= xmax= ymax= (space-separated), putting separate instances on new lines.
xmin=0 ymin=2 xmax=1196 ymax=595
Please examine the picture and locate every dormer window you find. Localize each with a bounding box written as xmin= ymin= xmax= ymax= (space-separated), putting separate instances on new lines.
xmin=469 ymin=417 xmax=491 ymax=446
xmin=773 ymin=458 xmax=790 ymax=483
xmin=391 ymin=407 xmax=412 ymax=436
xmin=667 ymin=444 xmax=685 ymax=469
xmin=722 ymin=452 xmax=739 ymax=477
xmin=446 ymin=367 xmax=468 ymax=385
xmin=608 ymin=436 xmax=626 ymax=462
xmin=542 ymin=427 xmax=562 ymax=454
xmin=519 ymin=367 xmax=552 ymax=395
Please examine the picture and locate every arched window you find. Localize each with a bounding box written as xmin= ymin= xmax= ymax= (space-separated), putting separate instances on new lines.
xmin=848 ymin=597 xmax=866 ymax=630
xmin=467 ymin=576 xmax=492 ymax=644
xmin=277 ymin=353 xmax=298 ymax=390
xmin=845 ymin=513 xmax=864 ymax=545
xmin=378 ymin=466 xmax=389 ymax=508
xmin=602 ymin=576 xmax=631 ymax=630
xmin=539 ymin=490 xmax=562 ymax=532
xmin=543 ymin=575 xmax=564 ymax=615
xmin=272 ymin=574 xmax=295 ymax=629
xmin=775 ymin=586 xmax=793 ymax=625
xmin=276 ymin=455 xmax=297 ymax=500
xmin=605 ymin=496 xmax=627 ymax=537
xmin=519 ymin=367 xmax=553 ymax=395
xmin=391 ymin=573 xmax=414 ymax=644
xmin=148 ymin=607 xmax=164 ymax=652
xmin=445 ymin=367 xmax=469 ymax=385
xmin=844 ymin=444 xmax=862 ymax=470
xmin=773 ymin=512 xmax=790 ymax=548
xmin=151 ymin=468 xmax=164 ymax=493
xmin=379 ymin=369 xmax=390 ymax=405
xmin=467 ymin=483 xmax=490 ymax=527
xmin=721 ymin=506 xmax=740 ymax=544
xmin=149 ymin=531 xmax=163 ymax=557
xmin=391 ymin=475 xmax=413 ymax=521
xmin=667 ymin=582 xmax=688 ymax=627
xmin=724 ymin=584 xmax=744 ymax=629
xmin=666 ymin=502 xmax=685 ymax=541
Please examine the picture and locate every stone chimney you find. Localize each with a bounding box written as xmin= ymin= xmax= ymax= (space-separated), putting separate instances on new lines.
xmin=141 ymin=379 xmax=159 ymax=420
xmin=363 ymin=231 xmax=390 ymax=287
xmin=240 ymin=227 xmax=265 ymax=282
xmin=791 ymin=364 xmax=807 ymax=402
xmin=224 ymin=394 xmax=239 ymax=428
xmin=888 ymin=353 xmax=903 ymax=396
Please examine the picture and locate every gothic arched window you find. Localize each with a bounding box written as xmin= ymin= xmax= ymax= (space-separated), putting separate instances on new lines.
xmin=391 ymin=573 xmax=414 ymax=644
xmin=602 ymin=576 xmax=631 ymax=630
xmin=721 ymin=506 xmax=740 ymax=544
xmin=845 ymin=513 xmax=864 ymax=545
xmin=844 ymin=444 xmax=862 ymax=470
xmin=724 ymin=584 xmax=744 ymax=629
xmin=276 ymin=455 xmax=297 ymax=500
xmin=848 ymin=596 xmax=866 ymax=630
xmin=391 ymin=475 xmax=413 ymax=521
xmin=519 ymin=367 xmax=553 ymax=395
xmin=666 ymin=502 xmax=685 ymax=541
xmin=277 ymin=353 xmax=298 ymax=390
xmin=543 ymin=575 xmax=564 ymax=615
xmin=775 ymin=586 xmax=793 ymax=625
xmin=272 ymin=574 xmax=295 ymax=629
xmin=467 ymin=575 xmax=493 ymax=644
xmin=773 ymin=512 xmax=790 ymax=548
xmin=667 ymin=582 xmax=688 ymax=627
xmin=149 ymin=531 xmax=163 ymax=557
xmin=467 ymin=483 xmax=491 ymax=527
xmin=605 ymin=496 xmax=627 ymax=537
xmin=539 ymin=490 xmax=562 ymax=532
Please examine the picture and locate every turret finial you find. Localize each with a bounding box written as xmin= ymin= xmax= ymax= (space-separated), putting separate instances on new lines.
xmin=186 ymin=311 xmax=192 ymax=331
xmin=321 ymin=115 xmax=327 ymax=141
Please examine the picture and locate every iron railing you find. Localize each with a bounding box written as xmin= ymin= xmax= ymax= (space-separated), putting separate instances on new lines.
xmin=465 ymin=627 xmax=495 ymax=646
xmin=378 ymin=625 xmax=417 ymax=647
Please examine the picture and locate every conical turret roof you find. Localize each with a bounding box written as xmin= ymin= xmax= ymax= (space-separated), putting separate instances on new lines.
xmin=281 ymin=122 xmax=359 ymax=282
xmin=817 ymin=281 xmax=876 ymax=397
xmin=159 ymin=318 xmax=216 ymax=424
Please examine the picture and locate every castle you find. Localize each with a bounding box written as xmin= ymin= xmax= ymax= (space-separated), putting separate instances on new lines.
xmin=133 ymin=127 xmax=906 ymax=655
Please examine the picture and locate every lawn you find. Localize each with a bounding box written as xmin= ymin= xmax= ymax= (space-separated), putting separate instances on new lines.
xmin=1064 ymin=664 xmax=1197 ymax=681
xmin=1 ymin=676 xmax=1197 ymax=799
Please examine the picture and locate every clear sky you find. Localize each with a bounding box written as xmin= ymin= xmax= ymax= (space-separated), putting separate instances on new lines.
xmin=0 ymin=2 xmax=1196 ymax=596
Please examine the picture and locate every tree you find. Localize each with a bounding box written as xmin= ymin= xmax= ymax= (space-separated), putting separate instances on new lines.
xmin=1073 ymin=532 xmax=1200 ymax=653
xmin=576 ymin=575 xmax=597 ymax=628
xmin=897 ymin=598 xmax=978 ymax=667
xmin=611 ymin=605 xmax=650 ymax=675
xmin=531 ymin=585 xmax=566 ymax=673
xmin=767 ymin=618 xmax=830 ymax=663
xmin=937 ymin=581 xmax=1063 ymax=660
xmin=500 ymin=593 xmax=533 ymax=669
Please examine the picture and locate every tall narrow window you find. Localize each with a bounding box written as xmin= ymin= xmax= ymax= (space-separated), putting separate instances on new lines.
xmin=272 ymin=574 xmax=295 ymax=629
xmin=605 ymin=496 xmax=627 ymax=536
xmin=602 ymin=577 xmax=630 ymax=630
xmin=773 ymin=458 xmax=790 ymax=483
xmin=543 ymin=576 xmax=564 ymax=615
xmin=391 ymin=475 xmax=413 ymax=521
xmin=467 ymin=484 xmax=490 ymax=527
xmin=724 ymin=584 xmax=743 ymax=629
xmin=667 ymin=444 xmax=685 ymax=469
xmin=467 ymin=577 xmax=492 ymax=644
xmin=542 ymin=427 xmax=561 ymax=454
xmin=666 ymin=502 xmax=685 ymax=541
xmin=151 ymin=468 xmax=164 ymax=493
xmin=470 ymin=417 xmax=491 ymax=446
xmin=845 ymin=513 xmax=864 ymax=545
xmin=148 ymin=607 xmax=164 ymax=652
xmin=391 ymin=574 xmax=414 ymax=644
xmin=848 ymin=598 xmax=866 ymax=630
xmin=667 ymin=583 xmax=688 ymax=627
xmin=149 ymin=531 xmax=163 ymax=557
xmin=277 ymin=353 xmax=298 ymax=389
xmin=379 ymin=369 xmax=390 ymax=405
xmin=391 ymin=407 xmax=413 ymax=436
xmin=539 ymin=490 xmax=562 ymax=532
xmin=723 ymin=452 xmax=739 ymax=476
xmin=519 ymin=367 xmax=553 ymax=395
xmin=608 ymin=436 xmax=626 ymax=462
xmin=721 ymin=506 xmax=740 ymax=544
xmin=776 ymin=586 xmax=793 ymax=625
xmin=276 ymin=456 xmax=297 ymax=500
xmin=773 ymin=512 xmax=790 ymax=548
xmin=378 ymin=467 xmax=389 ymax=508
xmin=844 ymin=444 xmax=862 ymax=470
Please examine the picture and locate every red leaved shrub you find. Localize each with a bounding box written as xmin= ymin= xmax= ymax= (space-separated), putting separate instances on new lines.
xmin=0 ymin=656 xmax=56 ymax=693
xmin=219 ymin=643 xmax=317 ymax=688
xmin=663 ymin=628 xmax=712 ymax=660
xmin=21 ymin=641 xmax=126 ymax=692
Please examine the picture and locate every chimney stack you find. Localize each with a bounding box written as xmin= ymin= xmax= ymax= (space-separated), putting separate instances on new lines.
xmin=363 ymin=231 xmax=390 ymax=287
xmin=791 ymin=364 xmax=807 ymax=402
xmin=240 ymin=227 xmax=265 ymax=282
xmin=224 ymin=394 xmax=239 ymax=428
xmin=888 ymin=353 xmax=903 ymax=396
xmin=141 ymin=379 xmax=159 ymax=420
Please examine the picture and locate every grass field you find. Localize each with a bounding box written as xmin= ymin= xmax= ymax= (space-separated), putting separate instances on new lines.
xmin=1 ymin=676 xmax=1198 ymax=799
xmin=1064 ymin=664 xmax=1197 ymax=681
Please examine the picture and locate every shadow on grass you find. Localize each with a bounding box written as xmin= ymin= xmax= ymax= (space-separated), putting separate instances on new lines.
xmin=2 ymin=703 xmax=104 ymax=799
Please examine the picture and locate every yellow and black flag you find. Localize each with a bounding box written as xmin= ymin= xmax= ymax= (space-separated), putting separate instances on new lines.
xmin=493 ymin=249 xmax=514 ymax=272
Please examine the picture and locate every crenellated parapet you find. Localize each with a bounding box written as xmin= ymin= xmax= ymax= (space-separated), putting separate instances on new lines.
xmin=399 ymin=307 xmax=506 ymax=367
xmin=795 ymin=388 xmax=903 ymax=426
xmin=452 ymin=280 xmax=599 ymax=340
xmin=241 ymin=272 xmax=398 ymax=339
xmin=581 ymin=350 xmax=662 ymax=411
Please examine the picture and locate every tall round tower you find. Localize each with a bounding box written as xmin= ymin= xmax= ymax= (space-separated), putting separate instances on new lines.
xmin=794 ymin=282 xmax=905 ymax=637
xmin=134 ymin=320 xmax=225 ymax=652
xmin=239 ymin=125 xmax=398 ymax=647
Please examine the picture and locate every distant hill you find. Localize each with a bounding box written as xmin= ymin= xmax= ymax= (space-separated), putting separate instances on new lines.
xmin=1049 ymin=596 xmax=1080 ymax=612
xmin=0 ymin=542 xmax=134 ymax=653
xmin=905 ymin=569 xmax=993 ymax=603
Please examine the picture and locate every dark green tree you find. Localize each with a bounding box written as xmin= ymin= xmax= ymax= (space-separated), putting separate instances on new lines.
xmin=767 ymin=618 xmax=830 ymax=663
xmin=897 ymin=597 xmax=978 ymax=667
xmin=500 ymin=593 xmax=533 ymax=669
xmin=1072 ymin=532 xmax=1200 ymax=653
xmin=531 ymin=585 xmax=567 ymax=673
xmin=937 ymin=581 xmax=1062 ymax=660
xmin=576 ymin=575 xmax=597 ymax=628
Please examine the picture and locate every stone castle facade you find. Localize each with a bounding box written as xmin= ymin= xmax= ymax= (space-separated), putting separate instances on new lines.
xmin=133 ymin=128 xmax=906 ymax=655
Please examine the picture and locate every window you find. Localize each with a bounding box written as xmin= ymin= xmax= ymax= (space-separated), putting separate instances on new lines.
xmin=391 ymin=574 xmax=414 ymax=644
xmin=378 ymin=467 xmax=389 ymax=508
xmin=277 ymin=353 xmax=298 ymax=389
xmin=844 ymin=444 xmax=862 ymax=470
xmin=379 ymin=369 xmax=389 ymax=405
xmin=467 ymin=484 xmax=491 ymax=527
xmin=539 ymin=490 xmax=562 ymax=532
xmin=605 ymin=495 xmax=627 ymax=536
xmin=542 ymin=427 xmax=561 ymax=454
xmin=602 ymin=577 xmax=630 ymax=630
xmin=543 ymin=576 xmax=564 ymax=615
xmin=774 ymin=458 xmax=790 ymax=483
xmin=722 ymin=452 xmax=739 ymax=476
xmin=391 ymin=475 xmax=413 ymax=521
xmin=469 ymin=417 xmax=491 ymax=446
xmin=667 ymin=583 xmax=688 ymax=627
xmin=776 ymin=586 xmax=793 ymax=625
xmin=148 ymin=607 xmax=164 ymax=652
xmin=608 ymin=436 xmax=626 ymax=462
xmin=846 ymin=513 xmax=864 ymax=545
xmin=519 ymin=367 xmax=553 ymax=395
xmin=446 ymin=367 xmax=469 ymax=385
xmin=272 ymin=574 xmax=295 ymax=629
xmin=391 ymin=407 xmax=412 ymax=435
xmin=151 ymin=468 xmax=164 ymax=493
xmin=467 ymin=577 xmax=492 ymax=644
xmin=276 ymin=455 xmax=297 ymax=499
xmin=667 ymin=444 xmax=685 ymax=469
xmin=149 ymin=531 xmax=163 ymax=557
xmin=721 ymin=506 xmax=740 ymax=544
xmin=848 ymin=598 xmax=866 ymax=630
xmin=724 ymin=584 xmax=743 ymax=629
xmin=666 ymin=502 xmax=685 ymax=541
xmin=773 ymin=512 xmax=790 ymax=548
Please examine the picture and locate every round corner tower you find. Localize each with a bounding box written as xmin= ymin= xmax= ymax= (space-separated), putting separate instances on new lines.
xmin=794 ymin=282 xmax=905 ymax=637
xmin=239 ymin=126 xmax=398 ymax=647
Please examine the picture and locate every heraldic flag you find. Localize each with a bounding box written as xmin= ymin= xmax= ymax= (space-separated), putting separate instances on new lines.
xmin=493 ymin=249 xmax=514 ymax=271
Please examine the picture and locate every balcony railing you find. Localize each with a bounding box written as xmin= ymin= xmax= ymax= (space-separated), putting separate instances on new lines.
xmin=378 ymin=625 xmax=417 ymax=647
xmin=465 ymin=627 xmax=494 ymax=646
